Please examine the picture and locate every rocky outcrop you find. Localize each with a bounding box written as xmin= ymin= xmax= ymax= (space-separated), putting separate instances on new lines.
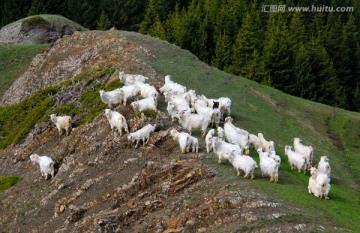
xmin=0 ymin=15 xmax=86 ymax=45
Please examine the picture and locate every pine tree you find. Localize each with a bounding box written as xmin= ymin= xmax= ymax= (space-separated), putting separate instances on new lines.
xmin=262 ymin=12 xmax=291 ymax=91
xmin=165 ymin=4 xmax=182 ymax=43
xmin=243 ymin=49 xmax=267 ymax=83
xmin=212 ymin=31 xmax=232 ymax=70
xmin=288 ymin=13 xmax=306 ymax=54
xmin=139 ymin=0 xmax=161 ymax=34
xmin=28 ymin=0 xmax=43 ymax=16
xmin=230 ymin=2 xmax=262 ymax=77
xmin=148 ymin=20 xmax=167 ymax=40
xmin=293 ymin=43 xmax=315 ymax=98
xmin=96 ymin=10 xmax=111 ymax=30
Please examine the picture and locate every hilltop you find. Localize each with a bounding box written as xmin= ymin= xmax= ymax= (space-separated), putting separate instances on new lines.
xmin=0 ymin=14 xmax=86 ymax=45
xmin=0 ymin=25 xmax=359 ymax=232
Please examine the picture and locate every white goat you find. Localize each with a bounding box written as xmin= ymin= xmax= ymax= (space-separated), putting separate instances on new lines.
xmin=104 ymin=109 xmax=129 ymax=136
xmin=212 ymin=137 xmax=242 ymax=164
xmin=285 ymin=145 xmax=308 ymax=174
xmin=224 ymin=117 xmax=250 ymax=154
xmin=258 ymin=133 xmax=275 ymax=152
xmin=217 ymin=97 xmax=232 ymax=118
xmin=99 ymin=89 xmax=123 ymax=108
xmin=189 ymin=135 xmax=199 ymax=153
xmin=318 ymin=156 xmax=331 ymax=178
xmin=194 ymin=104 xmax=221 ymax=128
xmin=170 ymin=129 xmax=191 ymax=154
xmin=50 ymin=114 xmax=72 ymax=136
xmin=269 ymin=150 xmax=281 ymax=164
xmin=160 ymin=75 xmax=187 ymax=97
xmin=308 ymin=167 xmax=331 ymax=199
xmin=119 ymin=71 xmax=148 ymax=86
xmin=131 ymin=97 xmax=157 ymax=112
xmin=217 ymin=127 xmax=225 ymax=141
xmin=118 ymin=85 xmax=141 ymax=106
xmin=134 ymin=81 xmax=158 ymax=99
xmin=177 ymin=111 xmax=211 ymax=137
xmin=30 ymin=154 xmax=55 ymax=179
xmin=127 ymin=124 xmax=156 ymax=148
xmin=257 ymin=148 xmax=280 ymax=183
xmin=205 ymin=129 xmax=215 ymax=153
xmin=293 ymin=137 xmax=314 ymax=168
xmin=228 ymin=152 xmax=258 ymax=179
xmin=249 ymin=134 xmax=262 ymax=150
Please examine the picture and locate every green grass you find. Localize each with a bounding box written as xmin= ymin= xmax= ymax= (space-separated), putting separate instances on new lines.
xmin=0 ymin=67 xmax=116 ymax=149
xmin=0 ymin=43 xmax=48 ymax=99
xmin=118 ymin=31 xmax=360 ymax=231
xmin=0 ymin=176 xmax=22 ymax=193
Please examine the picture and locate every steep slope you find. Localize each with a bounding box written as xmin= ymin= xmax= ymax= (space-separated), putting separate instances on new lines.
xmin=0 ymin=30 xmax=359 ymax=232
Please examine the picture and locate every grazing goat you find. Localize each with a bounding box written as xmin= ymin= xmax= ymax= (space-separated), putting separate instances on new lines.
xmin=228 ymin=152 xmax=258 ymax=179
xmin=249 ymin=134 xmax=262 ymax=150
xmin=258 ymin=133 xmax=275 ymax=152
xmin=127 ymin=124 xmax=156 ymax=148
xmin=104 ymin=109 xmax=129 ymax=136
xmin=30 ymin=154 xmax=55 ymax=179
xmin=293 ymin=137 xmax=314 ymax=168
xmin=205 ymin=129 xmax=215 ymax=153
xmin=170 ymin=128 xmax=191 ymax=154
xmin=257 ymin=148 xmax=280 ymax=183
xmin=99 ymin=89 xmax=123 ymax=108
xmin=224 ymin=117 xmax=250 ymax=154
xmin=285 ymin=145 xmax=307 ymax=174
xmin=50 ymin=114 xmax=72 ymax=136
xmin=134 ymin=81 xmax=158 ymax=99
xmin=131 ymin=97 xmax=157 ymax=112
xmin=119 ymin=71 xmax=148 ymax=86
xmin=308 ymin=167 xmax=331 ymax=199
xmin=212 ymin=137 xmax=242 ymax=164
xmin=318 ymin=156 xmax=331 ymax=178
xmin=177 ymin=111 xmax=211 ymax=137
xmin=217 ymin=127 xmax=225 ymax=141
xmin=118 ymin=85 xmax=141 ymax=106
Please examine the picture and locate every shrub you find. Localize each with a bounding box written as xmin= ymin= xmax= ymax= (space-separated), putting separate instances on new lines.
xmin=0 ymin=176 xmax=22 ymax=193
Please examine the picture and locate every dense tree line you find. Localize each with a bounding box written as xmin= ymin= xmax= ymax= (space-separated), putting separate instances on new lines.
xmin=0 ymin=0 xmax=359 ymax=111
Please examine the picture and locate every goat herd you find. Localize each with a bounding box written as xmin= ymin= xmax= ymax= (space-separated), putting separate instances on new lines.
xmin=29 ymin=72 xmax=332 ymax=200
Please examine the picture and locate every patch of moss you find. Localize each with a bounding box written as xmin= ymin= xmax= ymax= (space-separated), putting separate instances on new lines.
xmin=0 ymin=176 xmax=22 ymax=193
xmin=136 ymin=109 xmax=158 ymax=118
xmin=21 ymin=16 xmax=50 ymax=33
xmin=0 ymin=68 xmax=116 ymax=149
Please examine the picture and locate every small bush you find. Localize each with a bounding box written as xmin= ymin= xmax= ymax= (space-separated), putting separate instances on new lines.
xmin=0 ymin=176 xmax=22 ymax=193
xmin=136 ymin=109 xmax=157 ymax=118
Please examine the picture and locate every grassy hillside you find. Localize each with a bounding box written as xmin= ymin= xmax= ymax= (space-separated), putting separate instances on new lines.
xmin=0 ymin=43 xmax=48 ymax=99
xmin=0 ymin=30 xmax=359 ymax=231
xmin=117 ymin=31 xmax=360 ymax=231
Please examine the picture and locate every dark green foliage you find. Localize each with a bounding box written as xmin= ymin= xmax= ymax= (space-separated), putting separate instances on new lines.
xmin=0 ymin=86 xmax=59 ymax=149
xmin=139 ymin=0 xmax=162 ymax=34
xmin=0 ymin=176 xmax=22 ymax=193
xmin=136 ymin=109 xmax=157 ymax=118
xmin=96 ymin=10 xmax=111 ymax=30
xmin=0 ymin=68 xmax=116 ymax=149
